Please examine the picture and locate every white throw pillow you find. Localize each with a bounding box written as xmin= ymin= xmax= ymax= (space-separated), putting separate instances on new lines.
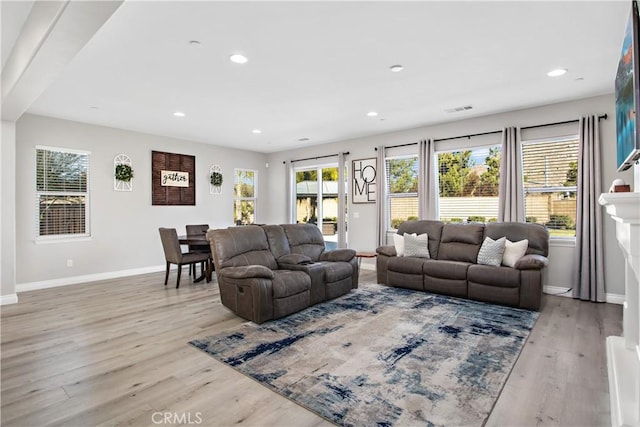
xmin=403 ymin=233 xmax=430 ymax=258
xmin=502 ymin=238 xmax=529 ymax=268
xmin=477 ymin=236 xmax=506 ymax=267
xmin=393 ymin=233 xmax=415 ymax=257
xmin=393 ymin=233 xmax=405 ymax=256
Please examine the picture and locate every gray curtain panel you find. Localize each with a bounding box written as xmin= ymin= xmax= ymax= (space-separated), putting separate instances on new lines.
xmin=337 ymin=152 xmax=347 ymax=248
xmin=418 ymin=139 xmax=438 ymax=220
xmin=498 ymin=127 xmax=525 ymax=222
xmin=376 ymin=145 xmax=387 ymax=247
xmin=573 ymin=116 xmax=605 ymax=302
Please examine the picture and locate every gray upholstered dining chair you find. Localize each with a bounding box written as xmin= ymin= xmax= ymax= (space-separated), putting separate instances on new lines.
xmin=159 ymin=227 xmax=211 ymax=288
xmin=186 ymin=224 xmax=210 ymax=278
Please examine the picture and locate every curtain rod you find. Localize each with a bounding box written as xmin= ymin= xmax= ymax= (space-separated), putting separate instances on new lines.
xmin=283 ymin=152 xmax=349 ymax=164
xmin=375 ymin=114 xmax=608 ymax=150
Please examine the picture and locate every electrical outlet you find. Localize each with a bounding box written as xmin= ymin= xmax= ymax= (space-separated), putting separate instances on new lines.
xmin=353 ymin=212 xmax=360 ymax=219
xmin=66 ymin=259 xmax=73 ymax=268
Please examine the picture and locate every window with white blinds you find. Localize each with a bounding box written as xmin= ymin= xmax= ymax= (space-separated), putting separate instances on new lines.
xmin=522 ymin=135 xmax=578 ymax=238
xmin=234 ymin=168 xmax=257 ymax=225
xmin=436 ymin=145 xmax=501 ymax=223
xmin=36 ymin=146 xmax=90 ymax=239
xmin=385 ymin=156 xmax=418 ymax=229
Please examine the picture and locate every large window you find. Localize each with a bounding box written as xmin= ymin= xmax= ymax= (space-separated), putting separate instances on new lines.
xmin=234 ymin=168 xmax=257 ymax=225
xmin=522 ymin=136 xmax=578 ymax=238
xmin=437 ymin=145 xmax=501 ymax=223
xmin=36 ymin=146 xmax=90 ymax=240
xmin=386 ymin=156 xmax=418 ymax=229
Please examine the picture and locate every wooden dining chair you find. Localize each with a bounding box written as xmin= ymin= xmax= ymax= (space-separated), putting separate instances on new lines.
xmin=158 ymin=227 xmax=210 ymax=288
xmin=186 ymin=224 xmax=210 ymax=278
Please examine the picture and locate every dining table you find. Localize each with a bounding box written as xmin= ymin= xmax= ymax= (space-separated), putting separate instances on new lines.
xmin=177 ymin=234 xmax=214 ymax=283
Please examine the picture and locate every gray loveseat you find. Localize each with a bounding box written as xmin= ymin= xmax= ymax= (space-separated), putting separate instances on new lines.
xmin=207 ymin=223 xmax=358 ymax=323
xmin=376 ymin=220 xmax=549 ymax=310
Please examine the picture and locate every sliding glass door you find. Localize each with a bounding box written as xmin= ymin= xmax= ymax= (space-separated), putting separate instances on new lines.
xmin=294 ymin=164 xmax=346 ymax=249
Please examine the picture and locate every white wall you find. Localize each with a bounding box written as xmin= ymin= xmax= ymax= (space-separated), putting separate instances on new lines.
xmin=15 ymin=114 xmax=268 ymax=286
xmin=266 ymin=94 xmax=634 ymax=298
xmin=1 ymin=120 xmax=18 ymax=303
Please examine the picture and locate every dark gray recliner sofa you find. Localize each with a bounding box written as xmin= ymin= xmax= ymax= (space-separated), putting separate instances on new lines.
xmin=376 ymin=220 xmax=549 ymax=310
xmin=208 ymin=224 xmax=358 ymax=323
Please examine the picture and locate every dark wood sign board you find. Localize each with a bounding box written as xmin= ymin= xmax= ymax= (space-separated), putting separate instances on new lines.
xmin=151 ymin=150 xmax=196 ymax=205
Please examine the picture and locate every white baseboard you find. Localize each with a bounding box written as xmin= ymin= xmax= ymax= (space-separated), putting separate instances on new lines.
xmin=605 ymin=293 xmax=625 ymax=305
xmin=16 ymin=265 xmax=167 ymax=293
xmin=0 ymin=294 xmax=18 ymax=305
xmin=543 ymin=285 xmax=624 ymax=305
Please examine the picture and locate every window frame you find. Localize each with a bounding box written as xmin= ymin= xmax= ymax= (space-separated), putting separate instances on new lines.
xmin=385 ymin=154 xmax=419 ymax=230
xmin=233 ymin=168 xmax=258 ymax=225
xmin=521 ymin=134 xmax=579 ymax=243
xmin=435 ymin=143 xmax=501 ymax=223
xmin=35 ymin=145 xmax=91 ymax=243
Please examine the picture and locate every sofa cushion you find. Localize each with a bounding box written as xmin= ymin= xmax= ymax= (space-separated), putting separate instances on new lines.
xmin=503 ymin=239 xmax=529 ymax=268
xmin=437 ymin=223 xmax=484 ymax=263
xmin=272 ymin=270 xmax=311 ymax=298
xmin=397 ymin=220 xmax=444 ymax=259
xmin=468 ymin=264 xmax=521 ymax=288
xmin=423 ymin=260 xmax=470 ymax=280
xmin=485 ymin=222 xmax=549 ymax=257
xmin=477 ymin=236 xmax=506 ymax=267
xmin=388 ymin=256 xmax=426 ymax=275
xmin=210 ymin=227 xmax=278 ymax=270
xmin=281 ymin=224 xmax=325 ymax=261
xmin=403 ymin=233 xmax=430 ymax=258
xmin=320 ymin=261 xmax=353 ymax=282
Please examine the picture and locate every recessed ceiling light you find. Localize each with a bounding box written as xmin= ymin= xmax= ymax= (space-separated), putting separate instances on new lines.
xmin=90 ymin=106 xmax=99 ymax=110
xmin=390 ymin=65 xmax=404 ymax=72
xmin=230 ymin=54 xmax=248 ymax=64
xmin=252 ymin=129 xmax=262 ymax=134
xmin=298 ymin=137 xmax=310 ymax=142
xmin=547 ymin=68 xmax=567 ymax=77
xmin=189 ymin=40 xmax=201 ymax=45
xmin=173 ymin=111 xmax=185 ymax=117
xmin=367 ymin=111 xmax=379 ymax=117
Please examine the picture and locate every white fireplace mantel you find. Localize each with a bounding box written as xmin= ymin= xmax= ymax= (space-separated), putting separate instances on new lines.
xmin=598 ymin=192 xmax=640 ymax=427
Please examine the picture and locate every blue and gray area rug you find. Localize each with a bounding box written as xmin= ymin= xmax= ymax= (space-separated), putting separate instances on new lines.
xmin=190 ymin=284 xmax=538 ymax=426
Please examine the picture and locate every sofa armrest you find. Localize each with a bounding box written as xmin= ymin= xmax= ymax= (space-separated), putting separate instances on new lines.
xmin=376 ymin=245 xmax=397 ymax=257
xmin=514 ymin=254 xmax=549 ymax=270
xmin=319 ymin=249 xmax=356 ymax=262
xmin=219 ymin=265 xmax=275 ymax=279
xmin=278 ymin=254 xmax=312 ymax=265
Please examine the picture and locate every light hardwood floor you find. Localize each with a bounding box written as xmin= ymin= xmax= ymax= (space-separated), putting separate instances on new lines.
xmin=1 ymin=269 xmax=621 ymax=427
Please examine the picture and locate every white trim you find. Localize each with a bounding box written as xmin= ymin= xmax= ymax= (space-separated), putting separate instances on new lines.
xmin=549 ymin=237 xmax=576 ymax=248
xmin=606 ymin=293 xmax=626 ymax=305
xmin=544 ymin=285 xmax=625 ymax=305
xmin=543 ymin=285 xmax=572 ymax=297
xmin=0 ymin=294 xmax=18 ymax=305
xmin=16 ymin=264 xmax=168 ymax=293
xmin=35 ymin=236 xmax=92 ymax=244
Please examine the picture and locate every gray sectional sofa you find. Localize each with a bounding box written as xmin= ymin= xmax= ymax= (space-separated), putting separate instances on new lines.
xmin=376 ymin=220 xmax=549 ymax=310
xmin=207 ymin=223 xmax=358 ymax=323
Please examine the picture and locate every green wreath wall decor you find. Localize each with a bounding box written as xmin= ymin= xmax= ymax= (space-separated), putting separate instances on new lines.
xmin=115 ymin=163 xmax=134 ymax=182
xmin=210 ymin=171 xmax=223 ymax=186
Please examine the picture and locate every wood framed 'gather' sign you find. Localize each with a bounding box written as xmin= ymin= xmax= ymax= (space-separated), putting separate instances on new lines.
xmin=152 ymin=150 xmax=195 ymax=205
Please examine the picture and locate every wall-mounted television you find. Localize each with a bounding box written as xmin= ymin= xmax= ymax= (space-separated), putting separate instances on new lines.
xmin=615 ymin=0 xmax=640 ymax=171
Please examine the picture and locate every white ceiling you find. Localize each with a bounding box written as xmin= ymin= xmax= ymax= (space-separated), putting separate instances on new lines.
xmin=5 ymin=1 xmax=632 ymax=153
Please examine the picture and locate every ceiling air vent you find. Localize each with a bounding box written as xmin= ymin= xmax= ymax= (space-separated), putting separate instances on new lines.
xmin=444 ymin=105 xmax=473 ymax=113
